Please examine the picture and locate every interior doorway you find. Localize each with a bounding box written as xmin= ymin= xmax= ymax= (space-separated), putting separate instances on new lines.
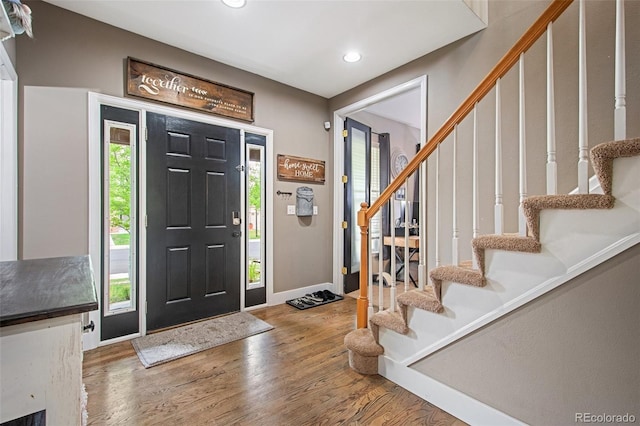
xmin=332 ymin=76 xmax=427 ymax=295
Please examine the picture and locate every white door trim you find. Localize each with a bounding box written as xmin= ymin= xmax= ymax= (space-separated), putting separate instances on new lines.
xmin=85 ymin=92 xmax=274 ymax=350
xmin=0 ymin=43 xmax=18 ymax=261
xmin=331 ymin=76 xmax=428 ymax=295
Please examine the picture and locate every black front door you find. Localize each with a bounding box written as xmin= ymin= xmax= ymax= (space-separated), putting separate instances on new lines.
xmin=146 ymin=112 xmax=241 ymax=331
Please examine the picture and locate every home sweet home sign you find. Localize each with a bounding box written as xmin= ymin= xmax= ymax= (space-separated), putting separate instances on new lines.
xmin=126 ymin=57 xmax=254 ymax=122
xmin=277 ymin=155 xmax=325 ymax=184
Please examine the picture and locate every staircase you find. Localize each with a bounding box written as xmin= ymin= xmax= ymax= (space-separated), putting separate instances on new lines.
xmin=346 ymin=137 xmax=639 ymax=369
xmin=344 ymin=0 xmax=639 ymax=423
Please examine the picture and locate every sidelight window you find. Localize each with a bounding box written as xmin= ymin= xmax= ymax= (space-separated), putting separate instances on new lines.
xmin=246 ymin=144 xmax=265 ymax=289
xmin=103 ymin=121 xmax=137 ymax=315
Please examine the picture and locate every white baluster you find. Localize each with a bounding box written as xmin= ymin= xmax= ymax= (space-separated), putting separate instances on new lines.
xmin=519 ymin=53 xmax=528 ymax=236
xmin=615 ymin=0 xmax=626 ymax=140
xmin=404 ymin=180 xmax=410 ymax=293
xmin=419 ymin=159 xmax=426 ymax=291
xmin=367 ymin=217 xmax=374 ymax=320
xmin=390 ymin=197 xmax=396 ymax=313
xmin=495 ymin=79 xmax=504 ymax=235
xmin=578 ymin=0 xmax=589 ymax=193
xmin=389 ymin=281 xmax=396 ymax=313
xmin=435 ymin=145 xmax=441 ymax=267
xmin=452 ymin=126 xmax=459 ymax=266
xmin=547 ymin=22 xmax=558 ymax=195
xmin=472 ymin=105 xmax=479 ymax=269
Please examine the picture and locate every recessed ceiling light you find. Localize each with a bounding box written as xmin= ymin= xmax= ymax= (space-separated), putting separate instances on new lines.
xmin=222 ymin=0 xmax=246 ymax=8
xmin=343 ymin=52 xmax=362 ymax=63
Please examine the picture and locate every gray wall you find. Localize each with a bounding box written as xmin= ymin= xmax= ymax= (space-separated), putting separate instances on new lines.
xmin=22 ymin=87 xmax=88 ymax=259
xmin=16 ymin=1 xmax=332 ymax=292
xmin=328 ymin=0 xmax=640 ymax=422
xmin=414 ymin=243 xmax=640 ymax=425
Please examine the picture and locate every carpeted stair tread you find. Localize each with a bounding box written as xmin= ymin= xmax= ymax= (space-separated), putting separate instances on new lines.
xmin=591 ymin=137 xmax=640 ymax=195
xmin=397 ymin=287 xmax=443 ymax=313
xmin=370 ymin=310 xmax=409 ymax=335
xmin=430 ymin=265 xmax=484 ymax=288
xmin=522 ymin=194 xmax=615 ymax=240
xmin=344 ymin=328 xmax=383 ymax=375
xmin=473 ymin=234 xmax=541 ymax=253
xmin=344 ymin=328 xmax=383 ymax=356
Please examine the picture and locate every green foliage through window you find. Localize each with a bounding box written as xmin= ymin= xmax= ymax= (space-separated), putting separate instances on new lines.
xmin=248 ymin=162 xmax=261 ymax=211
xmin=109 ymin=143 xmax=131 ymax=233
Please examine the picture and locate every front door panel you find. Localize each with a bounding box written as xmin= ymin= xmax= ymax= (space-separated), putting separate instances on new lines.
xmin=146 ymin=112 xmax=241 ymax=331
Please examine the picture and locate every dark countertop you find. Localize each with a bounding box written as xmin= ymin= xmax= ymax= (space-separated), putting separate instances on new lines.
xmin=0 ymin=255 xmax=98 ymax=327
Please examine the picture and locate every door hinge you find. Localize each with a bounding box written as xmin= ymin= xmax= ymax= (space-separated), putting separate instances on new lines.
xmin=341 ymin=175 xmax=348 ymax=184
xmin=145 ymin=301 xmax=148 ymax=314
xmin=145 ymin=214 xmax=148 ymax=227
xmin=342 ymin=129 xmax=348 ymax=138
xmin=145 ymin=127 xmax=148 ymax=141
xmin=341 ymin=267 xmax=347 ymax=275
xmin=341 ymin=221 xmax=348 ymax=229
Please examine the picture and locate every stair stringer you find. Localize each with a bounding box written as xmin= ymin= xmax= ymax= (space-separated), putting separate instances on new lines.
xmin=377 ymin=154 xmax=640 ymax=367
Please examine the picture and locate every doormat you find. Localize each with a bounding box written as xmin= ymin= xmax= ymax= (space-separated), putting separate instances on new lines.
xmin=286 ymin=291 xmax=344 ymax=310
xmin=131 ymin=312 xmax=273 ymax=368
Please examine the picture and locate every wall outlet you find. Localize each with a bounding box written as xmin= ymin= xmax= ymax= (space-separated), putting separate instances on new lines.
xmin=313 ymin=206 xmax=318 ymax=215
xmin=287 ymin=205 xmax=296 ymax=215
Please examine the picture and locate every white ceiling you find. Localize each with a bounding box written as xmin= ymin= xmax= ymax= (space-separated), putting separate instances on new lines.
xmin=364 ymin=88 xmax=422 ymax=129
xmin=42 ymin=0 xmax=486 ymax=99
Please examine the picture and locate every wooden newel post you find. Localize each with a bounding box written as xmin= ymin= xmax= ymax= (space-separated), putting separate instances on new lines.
xmin=357 ymin=202 xmax=369 ymax=329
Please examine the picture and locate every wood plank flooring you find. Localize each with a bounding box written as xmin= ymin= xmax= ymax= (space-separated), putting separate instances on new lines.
xmin=83 ymin=297 xmax=465 ymax=425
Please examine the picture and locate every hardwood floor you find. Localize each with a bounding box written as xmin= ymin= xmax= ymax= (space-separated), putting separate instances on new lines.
xmin=83 ymin=297 xmax=465 ymax=425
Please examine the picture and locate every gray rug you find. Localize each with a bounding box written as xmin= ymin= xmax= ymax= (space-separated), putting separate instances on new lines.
xmin=131 ymin=312 xmax=273 ymax=368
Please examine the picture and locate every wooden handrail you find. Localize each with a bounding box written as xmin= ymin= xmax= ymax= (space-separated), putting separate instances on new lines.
xmin=363 ymin=0 xmax=574 ymax=223
xmin=356 ymin=0 xmax=575 ymax=329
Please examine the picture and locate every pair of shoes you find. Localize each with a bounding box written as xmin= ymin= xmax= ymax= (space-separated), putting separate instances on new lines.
xmin=289 ymin=299 xmax=305 ymax=309
xmin=314 ymin=290 xmax=336 ymax=301
xmin=324 ymin=289 xmax=336 ymax=300
xmin=298 ymin=296 xmax=316 ymax=306
xmin=312 ymin=291 xmax=327 ymax=302
xmin=306 ymin=293 xmax=324 ymax=303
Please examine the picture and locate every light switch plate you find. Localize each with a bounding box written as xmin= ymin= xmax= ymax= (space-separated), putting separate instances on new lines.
xmin=287 ymin=205 xmax=296 ymax=215
xmin=313 ymin=206 xmax=318 ymax=215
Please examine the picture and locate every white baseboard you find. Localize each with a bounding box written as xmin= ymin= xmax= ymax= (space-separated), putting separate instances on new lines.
xmin=269 ymin=282 xmax=335 ymax=306
xmin=380 ymin=356 xmax=525 ymax=426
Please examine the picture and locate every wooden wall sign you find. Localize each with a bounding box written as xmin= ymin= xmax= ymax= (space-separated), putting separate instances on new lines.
xmin=277 ymin=155 xmax=325 ymax=184
xmin=126 ymin=57 xmax=254 ymax=122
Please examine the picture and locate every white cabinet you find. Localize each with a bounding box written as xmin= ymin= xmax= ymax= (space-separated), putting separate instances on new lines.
xmin=0 ymin=256 xmax=97 ymax=425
